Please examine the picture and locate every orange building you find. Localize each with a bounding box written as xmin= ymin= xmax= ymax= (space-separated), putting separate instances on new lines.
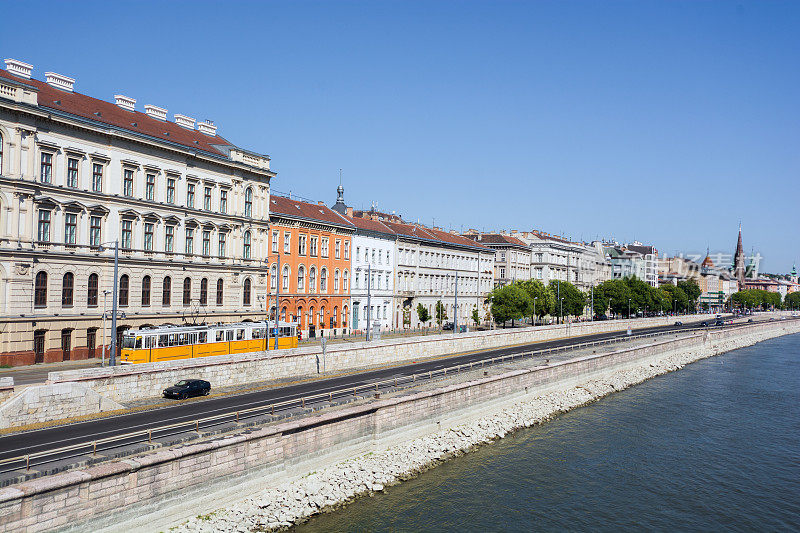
xmin=267 ymin=195 xmax=354 ymax=337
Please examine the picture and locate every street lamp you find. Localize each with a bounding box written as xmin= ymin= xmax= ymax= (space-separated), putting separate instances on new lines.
xmin=533 ymin=296 xmax=538 ymax=326
xmin=98 ymin=240 xmax=120 ymax=366
xmin=101 ymin=289 xmax=111 ymax=366
xmin=628 ymin=298 xmax=632 ymax=319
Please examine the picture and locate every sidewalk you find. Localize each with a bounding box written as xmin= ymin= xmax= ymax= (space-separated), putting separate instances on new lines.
xmin=0 ymin=358 xmax=104 ymax=386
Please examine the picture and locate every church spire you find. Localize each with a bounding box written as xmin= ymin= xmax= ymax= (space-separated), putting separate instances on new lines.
xmin=733 ymin=224 xmax=746 ymax=289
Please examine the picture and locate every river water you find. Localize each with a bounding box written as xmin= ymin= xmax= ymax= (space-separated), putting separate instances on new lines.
xmin=295 ymin=333 xmax=800 ymax=532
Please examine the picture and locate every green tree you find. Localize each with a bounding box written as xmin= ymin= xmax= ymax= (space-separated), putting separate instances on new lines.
xmin=785 ymin=292 xmax=800 ymax=311
xmin=518 ymin=280 xmax=555 ymax=323
xmin=471 ymin=306 xmax=480 ymax=326
xmin=596 ymin=279 xmax=633 ymax=317
xmin=548 ymin=280 xmax=586 ymax=319
xmin=661 ymin=284 xmax=689 ymax=313
xmin=435 ymin=300 xmax=447 ymax=327
xmin=416 ymin=303 xmax=430 ymax=325
xmin=489 ymin=283 xmax=530 ymax=327
xmin=588 ymin=285 xmax=609 ymax=318
xmin=677 ymin=279 xmax=701 ymax=311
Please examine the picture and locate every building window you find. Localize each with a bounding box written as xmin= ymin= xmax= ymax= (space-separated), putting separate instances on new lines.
xmin=162 ymin=276 xmax=172 ymax=306
xmin=297 ymin=266 xmax=305 ymax=292
xmin=40 ymin=152 xmax=53 ymax=183
xmin=87 ymin=328 xmax=97 ymax=358
xmin=34 ymin=271 xmax=48 ymax=308
xmin=34 ymin=330 xmax=46 ymax=361
xmin=165 ymin=225 xmax=174 ymax=252
xmin=200 ymin=278 xmax=208 ymax=305
xmin=243 ymin=231 xmax=251 ymax=259
xmin=119 ymin=274 xmax=129 ymax=307
xmin=187 ymin=183 xmax=195 ymax=208
xmin=87 ymin=273 xmax=98 ymax=307
xmin=185 ymin=228 xmax=194 ymax=255
xmin=202 ymin=230 xmax=211 ymax=256
xmin=282 ymin=265 xmax=290 ymax=291
xmin=183 ymin=277 xmax=191 ymax=306
xmin=144 ymin=223 xmax=154 ymax=251
xmin=344 ymin=242 xmax=350 ymax=260
xmin=67 ymin=157 xmax=79 ymax=188
xmin=166 ymin=177 xmax=175 ymax=204
xmin=64 ymin=213 xmax=77 ymax=245
xmin=216 ymin=279 xmax=224 ymax=306
xmin=90 ymin=216 xmax=102 ymax=247
xmin=121 ymin=220 xmax=132 ymax=249
xmin=344 ymin=270 xmax=349 ymax=291
xmin=334 ymin=269 xmax=340 ymax=292
xmin=220 ymin=190 xmax=227 ymax=214
xmin=283 ymin=232 xmax=290 ymax=254
xmin=243 ymin=278 xmax=252 ymax=306
xmin=309 ymin=267 xmax=316 ymax=293
xmin=123 ymin=169 xmax=134 ymax=197
xmin=272 ymin=230 xmax=279 ymax=253
xmin=61 ymin=329 xmax=72 ymax=360
xmin=335 ymin=240 xmax=341 ymax=259
xmin=145 ymin=174 xmax=155 ymax=201
xmin=37 ymin=209 xmax=51 ymax=242
xmin=244 ymin=187 xmax=253 ymax=217
xmin=321 ymin=238 xmax=329 ymax=258
xmin=142 ymin=275 xmax=151 ymax=306
xmin=270 ymin=265 xmax=277 ymax=291
xmin=320 ymin=268 xmax=328 ymax=292
xmin=204 ymin=186 xmax=212 ymax=210
xmin=62 ymin=272 xmax=74 ymax=307
xmin=310 ymin=236 xmax=318 ymax=257
xmin=298 ymin=235 xmax=307 ymax=255
xmin=92 ymin=163 xmax=103 ymax=192
xmin=218 ymin=232 xmax=226 ymax=257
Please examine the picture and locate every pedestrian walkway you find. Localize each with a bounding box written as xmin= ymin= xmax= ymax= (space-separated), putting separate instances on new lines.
xmin=0 ymin=358 xmax=104 ymax=386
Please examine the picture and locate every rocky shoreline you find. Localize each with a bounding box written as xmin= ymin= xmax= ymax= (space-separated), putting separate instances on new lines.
xmin=170 ymin=331 xmax=779 ymax=533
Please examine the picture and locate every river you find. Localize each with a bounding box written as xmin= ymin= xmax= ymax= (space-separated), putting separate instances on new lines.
xmin=295 ymin=333 xmax=800 ymax=532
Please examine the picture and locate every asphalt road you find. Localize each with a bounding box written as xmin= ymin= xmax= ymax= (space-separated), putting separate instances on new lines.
xmin=0 ymin=319 xmax=711 ymax=467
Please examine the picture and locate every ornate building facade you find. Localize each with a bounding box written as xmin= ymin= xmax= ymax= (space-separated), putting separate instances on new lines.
xmin=0 ymin=59 xmax=273 ymax=365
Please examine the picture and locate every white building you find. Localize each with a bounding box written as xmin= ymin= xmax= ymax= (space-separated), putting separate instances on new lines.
xmin=462 ymin=232 xmax=531 ymax=286
xmin=347 ymin=215 xmax=395 ymax=331
xmin=0 ymin=59 xmax=274 ymax=365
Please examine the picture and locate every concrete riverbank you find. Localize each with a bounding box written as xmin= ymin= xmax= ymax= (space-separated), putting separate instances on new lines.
xmin=0 ymin=319 xmax=796 ymax=532
xmin=168 ymin=320 xmax=800 ymax=533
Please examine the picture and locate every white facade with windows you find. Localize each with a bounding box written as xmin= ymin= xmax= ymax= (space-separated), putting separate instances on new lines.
xmin=350 ymin=231 xmax=395 ymax=331
xmin=0 ymin=59 xmax=274 ymax=364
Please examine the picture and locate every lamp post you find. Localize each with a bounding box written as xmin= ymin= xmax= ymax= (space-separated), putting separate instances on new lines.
xmin=366 ymin=263 xmax=372 ymax=341
xmin=628 ymin=298 xmax=631 ymax=319
xmin=98 ymin=240 xmax=120 ymax=365
xmin=533 ymin=296 xmax=538 ymax=326
xmin=609 ymin=297 xmax=613 ymax=319
xmin=453 ymin=271 xmax=458 ymax=334
xmin=101 ymin=289 xmax=111 ymax=366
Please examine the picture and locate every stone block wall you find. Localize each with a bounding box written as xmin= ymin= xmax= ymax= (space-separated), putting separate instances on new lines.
xmin=0 ymin=382 xmax=123 ymax=429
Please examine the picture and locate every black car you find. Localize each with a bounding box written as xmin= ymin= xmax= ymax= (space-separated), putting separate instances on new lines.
xmin=442 ymin=322 xmax=454 ymax=331
xmin=163 ymin=379 xmax=211 ymax=400
xmin=674 ymin=321 xmax=683 ymax=326
xmin=700 ymin=320 xmax=710 ymax=327
xmin=714 ymin=319 xmax=725 ymax=327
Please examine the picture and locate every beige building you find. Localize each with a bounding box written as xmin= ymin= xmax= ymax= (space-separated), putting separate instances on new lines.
xmin=462 ymin=231 xmax=531 ymax=286
xmin=0 ymin=59 xmax=274 ymax=365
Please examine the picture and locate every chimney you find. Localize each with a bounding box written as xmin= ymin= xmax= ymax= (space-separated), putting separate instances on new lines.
xmin=346 ymin=206 xmax=354 ymax=217
xmin=197 ymin=120 xmax=217 ymax=136
xmin=318 ymin=201 xmax=325 ymax=206
xmin=173 ymin=114 xmax=195 ymax=129
xmin=144 ymin=104 xmax=167 ymax=121
xmin=5 ymin=58 xmax=32 ymax=79
xmin=114 ymin=94 xmax=136 ymax=111
xmin=44 ymin=72 xmax=75 ymax=92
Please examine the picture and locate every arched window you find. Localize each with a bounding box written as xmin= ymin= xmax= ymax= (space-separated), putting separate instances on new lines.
xmin=61 ymin=272 xmax=74 ymax=307
xmin=297 ymin=266 xmax=305 ymax=292
xmin=320 ymin=268 xmax=328 ymax=292
xmin=343 ymin=270 xmax=349 ymax=292
xmin=162 ymin=276 xmax=172 ymax=306
xmin=183 ymin=277 xmax=191 ymax=306
xmin=0 ymin=131 xmax=3 ymax=174
xmin=243 ymin=230 xmax=251 ymax=259
xmin=334 ymin=269 xmax=340 ymax=292
xmin=119 ymin=274 xmax=129 ymax=307
xmin=200 ymin=278 xmax=208 ymax=305
xmin=333 ymin=306 xmax=338 ymax=326
xmin=216 ymin=278 xmax=224 ymax=306
xmin=244 ymin=187 xmax=253 ymax=217
xmin=141 ymin=275 xmax=151 ymax=306
xmin=87 ymin=273 xmax=99 ymax=307
xmin=243 ymin=278 xmax=252 ymax=306
xmin=34 ymin=271 xmax=48 ymax=308
xmin=309 ymin=267 xmax=316 ymax=293
xmin=281 ymin=306 xmax=287 ymax=322
xmin=269 ymin=264 xmax=277 ymax=291
xmin=343 ymin=305 xmax=348 ymax=327
xmin=282 ymin=265 xmax=290 ymax=291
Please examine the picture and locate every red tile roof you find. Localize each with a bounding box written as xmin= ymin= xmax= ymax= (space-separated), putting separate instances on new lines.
xmin=270 ymin=195 xmax=355 ymax=228
xmin=347 ymin=215 xmax=396 ymax=235
xmin=380 ymin=220 xmax=493 ymax=252
xmin=0 ymin=69 xmax=240 ymax=158
xmin=464 ymin=233 xmax=529 ymax=248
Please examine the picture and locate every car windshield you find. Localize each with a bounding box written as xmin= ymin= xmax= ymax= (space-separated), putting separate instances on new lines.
xmin=175 ymin=380 xmax=190 ymax=386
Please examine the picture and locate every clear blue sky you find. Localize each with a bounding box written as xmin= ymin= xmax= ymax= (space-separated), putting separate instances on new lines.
xmin=3 ymin=1 xmax=798 ymax=272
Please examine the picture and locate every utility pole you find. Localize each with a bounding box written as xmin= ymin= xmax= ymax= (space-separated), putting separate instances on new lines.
xmin=274 ymin=252 xmax=281 ymax=350
xmin=366 ymin=263 xmax=372 ymax=341
xmin=453 ymin=270 xmax=458 ymax=334
xmin=110 ymin=240 xmax=119 ymax=366
xmin=591 ymin=285 xmax=594 ymax=322
xmin=557 ymin=280 xmax=561 ymax=324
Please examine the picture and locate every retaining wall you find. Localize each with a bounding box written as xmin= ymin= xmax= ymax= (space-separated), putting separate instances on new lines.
xmin=46 ymin=314 xmax=715 ymax=405
xmin=1 ymin=319 xmax=797 ymax=532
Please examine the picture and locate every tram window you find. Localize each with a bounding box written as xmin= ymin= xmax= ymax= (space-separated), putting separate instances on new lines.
xmin=179 ymin=333 xmax=187 ymax=345
xmin=199 ymin=332 xmax=207 ymax=343
xmin=122 ymin=336 xmax=136 ymax=349
xmin=134 ymin=337 xmax=142 ymax=349
xmin=226 ymin=330 xmax=234 ymax=341
xmin=237 ymin=329 xmax=244 ymax=340
xmin=169 ymin=334 xmax=177 ymax=347
xmin=159 ymin=335 xmax=168 ymax=347
xmin=216 ymin=331 xmax=224 ymax=342
xmin=252 ymin=328 xmax=263 ymax=339
xmin=145 ymin=337 xmax=153 ymax=349
xmin=189 ymin=333 xmax=197 ymax=345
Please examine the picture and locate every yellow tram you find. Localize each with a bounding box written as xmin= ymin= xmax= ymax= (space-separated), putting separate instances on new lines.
xmin=120 ymin=321 xmax=298 ymax=364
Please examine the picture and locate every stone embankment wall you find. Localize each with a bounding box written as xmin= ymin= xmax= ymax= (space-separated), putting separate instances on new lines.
xmin=0 ymin=319 xmax=796 ymax=533
xmin=0 ymin=383 xmax=123 ymax=429
xmin=47 ymin=314 xmax=711 ymax=405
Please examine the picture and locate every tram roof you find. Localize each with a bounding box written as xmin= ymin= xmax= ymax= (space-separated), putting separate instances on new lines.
xmin=124 ymin=321 xmax=298 ymax=336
